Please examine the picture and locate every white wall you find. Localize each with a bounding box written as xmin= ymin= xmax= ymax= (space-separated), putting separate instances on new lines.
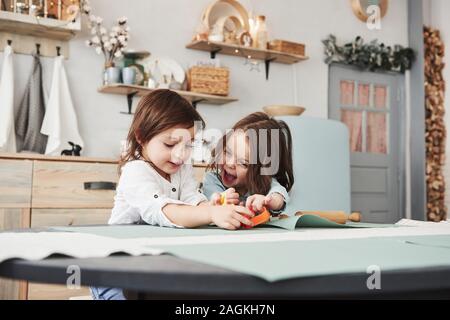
xmin=424 ymin=0 xmax=450 ymax=215
xmin=0 ymin=0 xmax=408 ymax=158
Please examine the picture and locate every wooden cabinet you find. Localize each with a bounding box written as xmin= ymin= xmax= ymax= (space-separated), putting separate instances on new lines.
xmin=0 ymin=153 xmax=207 ymax=300
xmin=32 ymin=161 xmax=118 ymax=209
xmin=0 ymin=159 xmax=33 ymax=300
xmin=0 ymin=159 xmax=32 ymax=207
xmin=0 ymin=154 xmax=117 ymax=300
xmin=0 ymin=208 xmax=30 ymax=300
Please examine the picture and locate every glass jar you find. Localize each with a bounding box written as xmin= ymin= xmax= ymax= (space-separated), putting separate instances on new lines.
xmin=1 ymin=1 xmax=15 ymax=12
xmin=15 ymin=1 xmax=29 ymax=14
xmin=255 ymin=15 xmax=268 ymax=50
xmin=29 ymin=0 xmax=45 ymax=17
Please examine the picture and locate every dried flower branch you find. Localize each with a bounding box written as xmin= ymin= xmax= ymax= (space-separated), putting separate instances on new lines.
xmin=81 ymin=0 xmax=130 ymax=67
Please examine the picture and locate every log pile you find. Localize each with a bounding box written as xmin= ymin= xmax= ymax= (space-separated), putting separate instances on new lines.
xmin=424 ymin=26 xmax=447 ymax=221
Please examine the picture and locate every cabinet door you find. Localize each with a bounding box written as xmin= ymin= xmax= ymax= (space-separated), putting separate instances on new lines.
xmin=0 ymin=208 xmax=30 ymax=300
xmin=0 ymin=159 xmax=32 ymax=208
xmin=32 ymin=161 xmax=118 ymax=208
xmin=31 ymin=208 xmax=111 ymax=227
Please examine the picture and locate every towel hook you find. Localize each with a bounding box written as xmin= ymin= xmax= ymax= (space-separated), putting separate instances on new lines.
xmin=36 ymin=43 xmax=41 ymax=55
xmin=56 ymin=46 xmax=61 ymax=56
xmin=7 ymin=39 xmax=12 ymax=46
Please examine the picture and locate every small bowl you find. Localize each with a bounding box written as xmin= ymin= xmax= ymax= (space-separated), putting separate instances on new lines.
xmin=263 ymin=105 xmax=305 ymax=117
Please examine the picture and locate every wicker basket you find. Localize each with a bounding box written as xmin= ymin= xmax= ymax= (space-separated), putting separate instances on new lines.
xmin=187 ymin=66 xmax=230 ymax=96
xmin=268 ymin=39 xmax=305 ymax=56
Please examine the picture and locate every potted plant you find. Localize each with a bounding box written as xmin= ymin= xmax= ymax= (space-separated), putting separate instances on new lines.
xmin=81 ymin=0 xmax=130 ymax=84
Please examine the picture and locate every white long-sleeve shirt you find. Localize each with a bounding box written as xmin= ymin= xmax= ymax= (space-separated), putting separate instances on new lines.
xmin=109 ymin=160 xmax=207 ymax=227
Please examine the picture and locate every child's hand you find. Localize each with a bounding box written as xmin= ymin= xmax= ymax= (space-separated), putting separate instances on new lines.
xmin=264 ymin=193 xmax=285 ymax=211
xmin=210 ymin=188 xmax=240 ymax=205
xmin=246 ymin=193 xmax=285 ymax=212
xmin=245 ymin=194 xmax=267 ymax=212
xmin=210 ymin=205 xmax=254 ymax=230
xmin=210 ymin=193 xmax=222 ymax=205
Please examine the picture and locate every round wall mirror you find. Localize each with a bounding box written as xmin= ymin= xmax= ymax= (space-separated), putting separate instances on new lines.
xmin=351 ymin=0 xmax=388 ymax=22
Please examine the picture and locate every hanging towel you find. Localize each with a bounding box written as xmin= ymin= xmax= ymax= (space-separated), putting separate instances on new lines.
xmin=41 ymin=56 xmax=83 ymax=155
xmin=0 ymin=45 xmax=17 ymax=153
xmin=15 ymin=54 xmax=48 ymax=154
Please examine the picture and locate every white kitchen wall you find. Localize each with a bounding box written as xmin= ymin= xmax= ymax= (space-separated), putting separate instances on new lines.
xmin=424 ymin=0 xmax=450 ymax=215
xmin=0 ymin=0 xmax=408 ymax=158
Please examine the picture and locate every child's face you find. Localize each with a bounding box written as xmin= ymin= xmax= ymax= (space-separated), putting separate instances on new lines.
xmin=143 ymin=126 xmax=195 ymax=176
xmin=221 ymin=131 xmax=250 ymax=189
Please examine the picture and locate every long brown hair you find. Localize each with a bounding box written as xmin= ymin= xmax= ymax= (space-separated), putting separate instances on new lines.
xmin=119 ymin=89 xmax=205 ymax=172
xmin=208 ymin=112 xmax=294 ymax=195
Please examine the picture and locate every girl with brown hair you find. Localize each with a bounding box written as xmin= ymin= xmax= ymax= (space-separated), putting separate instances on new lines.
xmin=203 ymin=112 xmax=294 ymax=214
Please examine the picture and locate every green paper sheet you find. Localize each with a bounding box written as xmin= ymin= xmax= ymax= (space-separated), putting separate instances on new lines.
xmin=264 ymin=215 xmax=395 ymax=230
xmin=51 ymin=215 xmax=395 ymax=237
xmin=50 ymin=224 xmax=290 ymax=239
xmin=153 ymin=235 xmax=450 ymax=282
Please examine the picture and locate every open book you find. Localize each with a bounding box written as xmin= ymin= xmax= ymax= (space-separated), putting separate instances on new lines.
xmin=263 ymin=211 xmax=394 ymax=231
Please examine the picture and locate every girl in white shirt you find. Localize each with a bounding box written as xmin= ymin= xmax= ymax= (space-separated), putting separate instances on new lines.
xmin=92 ymin=89 xmax=254 ymax=300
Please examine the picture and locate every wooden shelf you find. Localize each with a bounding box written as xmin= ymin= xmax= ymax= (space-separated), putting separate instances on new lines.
xmin=186 ymin=40 xmax=308 ymax=80
xmin=98 ymin=84 xmax=238 ymax=114
xmin=0 ymin=10 xmax=80 ymax=41
xmin=186 ymin=40 xmax=308 ymax=64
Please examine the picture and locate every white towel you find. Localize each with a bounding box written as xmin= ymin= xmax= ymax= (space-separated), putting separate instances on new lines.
xmin=41 ymin=56 xmax=83 ymax=155
xmin=0 ymin=45 xmax=17 ymax=152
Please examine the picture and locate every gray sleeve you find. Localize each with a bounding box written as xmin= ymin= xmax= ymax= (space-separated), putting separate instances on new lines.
xmin=267 ymin=179 xmax=290 ymax=214
xmin=201 ymin=171 xmax=226 ymax=201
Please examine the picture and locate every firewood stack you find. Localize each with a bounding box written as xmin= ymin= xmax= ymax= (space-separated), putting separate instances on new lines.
xmin=424 ymin=26 xmax=447 ymax=221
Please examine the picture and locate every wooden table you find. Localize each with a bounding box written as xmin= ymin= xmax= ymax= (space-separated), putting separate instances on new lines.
xmin=1 ymin=228 xmax=450 ymax=299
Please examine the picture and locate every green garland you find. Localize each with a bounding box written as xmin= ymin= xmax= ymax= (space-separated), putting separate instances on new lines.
xmin=322 ymin=34 xmax=415 ymax=73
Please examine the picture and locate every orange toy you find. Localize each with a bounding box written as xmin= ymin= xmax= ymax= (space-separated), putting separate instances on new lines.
xmin=242 ymin=206 xmax=271 ymax=229
xmin=219 ymin=192 xmax=270 ymax=228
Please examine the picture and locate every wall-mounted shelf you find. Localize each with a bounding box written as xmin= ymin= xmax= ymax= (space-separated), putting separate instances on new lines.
xmin=98 ymin=84 xmax=238 ymax=114
xmin=186 ymin=40 xmax=309 ymax=79
xmin=0 ymin=10 xmax=80 ymax=41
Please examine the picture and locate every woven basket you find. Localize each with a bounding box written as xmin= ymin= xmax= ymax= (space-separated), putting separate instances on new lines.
xmin=268 ymin=39 xmax=305 ymax=56
xmin=187 ymin=66 xmax=230 ymax=96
